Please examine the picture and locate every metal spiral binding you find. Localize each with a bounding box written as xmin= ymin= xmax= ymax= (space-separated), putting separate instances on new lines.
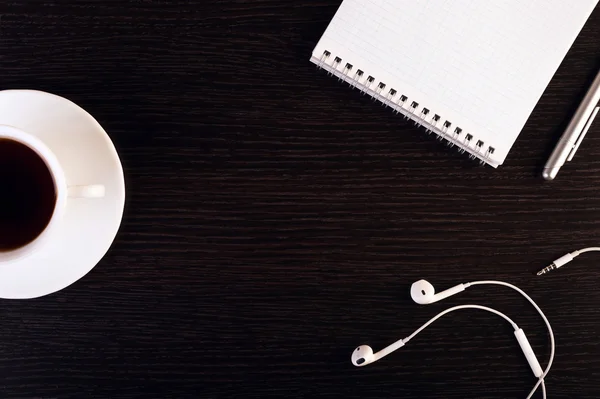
xmin=314 ymin=50 xmax=496 ymax=165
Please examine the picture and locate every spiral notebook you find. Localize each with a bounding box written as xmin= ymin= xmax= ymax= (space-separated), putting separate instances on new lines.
xmin=311 ymin=0 xmax=599 ymax=167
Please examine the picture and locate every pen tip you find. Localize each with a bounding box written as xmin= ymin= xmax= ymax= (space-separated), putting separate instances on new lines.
xmin=542 ymin=168 xmax=558 ymax=181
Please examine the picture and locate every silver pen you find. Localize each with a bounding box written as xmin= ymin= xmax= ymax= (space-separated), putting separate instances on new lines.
xmin=543 ymin=68 xmax=600 ymax=180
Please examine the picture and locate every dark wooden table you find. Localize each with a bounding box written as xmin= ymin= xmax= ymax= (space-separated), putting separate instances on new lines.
xmin=1 ymin=1 xmax=600 ymax=398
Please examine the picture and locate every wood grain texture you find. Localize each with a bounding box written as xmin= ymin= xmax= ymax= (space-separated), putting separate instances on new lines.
xmin=0 ymin=0 xmax=599 ymax=397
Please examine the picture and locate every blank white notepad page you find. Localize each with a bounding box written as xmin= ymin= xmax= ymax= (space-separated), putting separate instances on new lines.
xmin=312 ymin=0 xmax=598 ymax=166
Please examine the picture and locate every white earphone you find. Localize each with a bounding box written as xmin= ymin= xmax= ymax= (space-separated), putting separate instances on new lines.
xmin=410 ymin=279 xmax=465 ymax=304
xmin=351 ymin=279 xmax=554 ymax=399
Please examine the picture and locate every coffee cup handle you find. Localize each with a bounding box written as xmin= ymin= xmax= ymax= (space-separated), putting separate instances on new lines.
xmin=67 ymin=185 xmax=106 ymax=198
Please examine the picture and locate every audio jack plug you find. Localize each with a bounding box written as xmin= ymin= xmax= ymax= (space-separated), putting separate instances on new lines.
xmin=536 ymin=247 xmax=600 ymax=275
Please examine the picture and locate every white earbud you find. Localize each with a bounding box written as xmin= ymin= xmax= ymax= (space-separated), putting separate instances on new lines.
xmin=351 ymin=340 xmax=406 ymax=367
xmin=351 ymin=345 xmax=375 ymax=367
xmin=410 ymin=279 xmax=465 ymax=304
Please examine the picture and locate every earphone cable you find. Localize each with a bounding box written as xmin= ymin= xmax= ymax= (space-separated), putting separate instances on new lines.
xmin=403 ymin=304 xmax=519 ymax=343
xmin=575 ymin=246 xmax=600 ymax=254
xmin=541 ymin=380 xmax=546 ymax=398
xmin=402 ymin=304 xmax=545 ymax=398
xmin=466 ymin=280 xmax=553 ymax=399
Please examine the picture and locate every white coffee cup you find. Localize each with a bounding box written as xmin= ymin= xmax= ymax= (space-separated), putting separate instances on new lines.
xmin=0 ymin=124 xmax=105 ymax=263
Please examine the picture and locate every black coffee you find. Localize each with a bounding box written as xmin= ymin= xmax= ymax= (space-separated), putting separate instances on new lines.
xmin=0 ymin=139 xmax=56 ymax=251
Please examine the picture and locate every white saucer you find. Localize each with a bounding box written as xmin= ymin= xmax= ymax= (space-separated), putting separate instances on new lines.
xmin=0 ymin=90 xmax=125 ymax=299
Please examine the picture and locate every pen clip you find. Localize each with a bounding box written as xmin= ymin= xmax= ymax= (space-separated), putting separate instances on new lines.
xmin=567 ymin=106 xmax=600 ymax=162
